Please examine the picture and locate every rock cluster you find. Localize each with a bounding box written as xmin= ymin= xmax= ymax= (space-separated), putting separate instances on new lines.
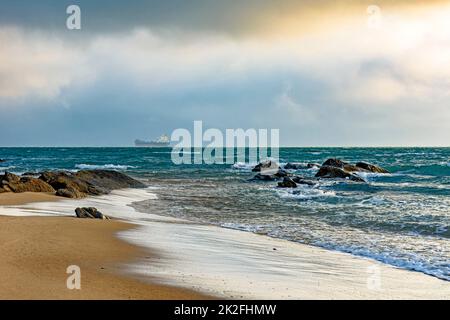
xmin=315 ymin=166 xmax=365 ymax=182
xmin=315 ymin=158 xmax=389 ymax=182
xmin=0 ymin=169 xmax=145 ymax=198
xmin=249 ymin=158 xmax=389 ymax=188
xmin=0 ymin=172 xmax=55 ymax=193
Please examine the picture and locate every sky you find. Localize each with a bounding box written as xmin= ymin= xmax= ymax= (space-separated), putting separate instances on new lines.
xmin=0 ymin=0 xmax=449 ymax=146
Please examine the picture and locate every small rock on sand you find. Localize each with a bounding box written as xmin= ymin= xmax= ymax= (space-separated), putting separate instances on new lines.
xmin=75 ymin=207 xmax=111 ymax=220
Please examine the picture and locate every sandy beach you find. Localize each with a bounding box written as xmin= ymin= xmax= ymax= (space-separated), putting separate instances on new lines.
xmin=1 ymin=189 xmax=449 ymax=300
xmin=0 ymin=193 xmax=209 ymax=299
xmin=0 ymin=192 xmax=60 ymax=206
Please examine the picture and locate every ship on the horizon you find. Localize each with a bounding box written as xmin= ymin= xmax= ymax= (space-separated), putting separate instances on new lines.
xmin=134 ymin=134 xmax=170 ymax=147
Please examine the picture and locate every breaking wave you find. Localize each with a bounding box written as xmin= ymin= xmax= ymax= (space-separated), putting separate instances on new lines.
xmin=75 ymin=164 xmax=136 ymax=170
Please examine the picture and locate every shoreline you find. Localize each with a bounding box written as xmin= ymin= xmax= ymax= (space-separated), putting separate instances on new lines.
xmin=121 ymin=214 xmax=450 ymax=299
xmin=0 ymin=192 xmax=210 ymax=299
xmin=0 ymin=190 xmax=449 ymax=299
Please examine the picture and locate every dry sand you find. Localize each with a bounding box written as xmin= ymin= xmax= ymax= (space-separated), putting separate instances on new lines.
xmin=0 ymin=195 xmax=210 ymax=299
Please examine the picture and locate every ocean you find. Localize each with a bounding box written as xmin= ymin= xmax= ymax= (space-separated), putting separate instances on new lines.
xmin=1 ymin=147 xmax=449 ymax=281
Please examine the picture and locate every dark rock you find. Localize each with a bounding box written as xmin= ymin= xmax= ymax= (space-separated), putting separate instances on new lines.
xmin=343 ymin=164 xmax=368 ymax=172
xmin=274 ymin=169 xmax=291 ymax=178
xmin=0 ymin=186 xmax=11 ymax=193
xmin=0 ymin=159 xmax=6 ymax=163
xmin=292 ymin=176 xmax=317 ymax=186
xmin=322 ymin=158 xmax=349 ymax=168
xmin=39 ymin=169 xmax=145 ymax=198
xmin=75 ymin=207 xmax=110 ymax=220
xmin=251 ymin=168 xmax=291 ymax=181
xmin=0 ymin=172 xmax=55 ymax=193
xmin=315 ymin=158 xmax=389 ymax=182
xmin=322 ymin=158 xmax=360 ymax=172
xmin=75 ymin=170 xmax=146 ymax=190
xmin=2 ymin=172 xmax=20 ymax=183
xmin=251 ymin=173 xmax=278 ymax=181
xmin=315 ymin=166 xmax=365 ymax=182
xmin=355 ymin=162 xmax=389 ymax=173
xmin=284 ymin=162 xmax=320 ymax=170
xmin=252 ymin=160 xmax=280 ymax=174
xmin=39 ymin=171 xmax=99 ymax=198
xmin=321 ymin=158 xmax=370 ymax=173
xmin=277 ymin=177 xmax=297 ymax=188
xmin=0 ymin=169 xmax=144 ymax=197
xmin=284 ymin=162 xmax=306 ymax=170
xmin=7 ymin=177 xmax=55 ymax=193
xmin=323 ymin=158 xmax=375 ymax=172
xmin=319 ymin=157 xmax=387 ymax=174
xmin=56 ymin=187 xmax=85 ymax=199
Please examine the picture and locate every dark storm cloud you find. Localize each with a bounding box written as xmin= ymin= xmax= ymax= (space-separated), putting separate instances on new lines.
xmin=0 ymin=0 xmax=449 ymax=146
xmin=0 ymin=0 xmax=301 ymax=33
xmin=1 ymin=0 xmax=443 ymax=35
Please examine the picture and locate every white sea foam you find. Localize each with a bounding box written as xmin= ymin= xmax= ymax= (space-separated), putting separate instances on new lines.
xmin=119 ymin=217 xmax=450 ymax=299
xmin=146 ymin=151 xmax=173 ymax=154
xmin=0 ymin=188 xmax=156 ymax=219
xmin=0 ymin=166 xmax=16 ymax=172
xmin=75 ymin=164 xmax=136 ymax=170
xmin=282 ymin=162 xmax=308 ymax=168
xmin=361 ymin=196 xmax=386 ymax=206
xmin=354 ymin=171 xmax=390 ymax=182
xmin=231 ymin=162 xmax=257 ymax=170
xmin=275 ymin=185 xmax=335 ymax=200
xmin=232 ymin=160 xmax=287 ymax=171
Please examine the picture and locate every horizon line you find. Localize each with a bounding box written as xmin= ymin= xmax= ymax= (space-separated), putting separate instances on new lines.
xmin=0 ymin=145 xmax=449 ymax=148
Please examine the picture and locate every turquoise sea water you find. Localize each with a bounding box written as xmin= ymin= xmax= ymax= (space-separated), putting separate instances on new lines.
xmin=1 ymin=147 xmax=449 ymax=280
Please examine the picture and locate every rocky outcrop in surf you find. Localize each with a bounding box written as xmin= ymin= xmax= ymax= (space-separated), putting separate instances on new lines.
xmin=315 ymin=166 xmax=365 ymax=182
xmin=277 ymin=176 xmax=318 ymax=188
xmin=292 ymin=176 xmax=317 ymax=186
xmin=277 ymin=177 xmax=298 ymax=188
xmin=0 ymin=169 xmax=145 ymax=198
xmin=40 ymin=170 xmax=146 ymax=198
xmin=355 ymin=162 xmax=390 ymax=174
xmin=252 ymin=160 xmax=280 ymax=173
xmin=315 ymin=158 xmax=389 ymax=182
xmin=251 ymin=169 xmax=291 ymax=181
xmin=249 ymin=158 xmax=388 ymax=187
xmin=251 ymin=160 xmax=297 ymax=181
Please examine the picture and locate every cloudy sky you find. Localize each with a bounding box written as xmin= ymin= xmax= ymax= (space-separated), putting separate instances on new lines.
xmin=1 ymin=0 xmax=449 ymax=146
